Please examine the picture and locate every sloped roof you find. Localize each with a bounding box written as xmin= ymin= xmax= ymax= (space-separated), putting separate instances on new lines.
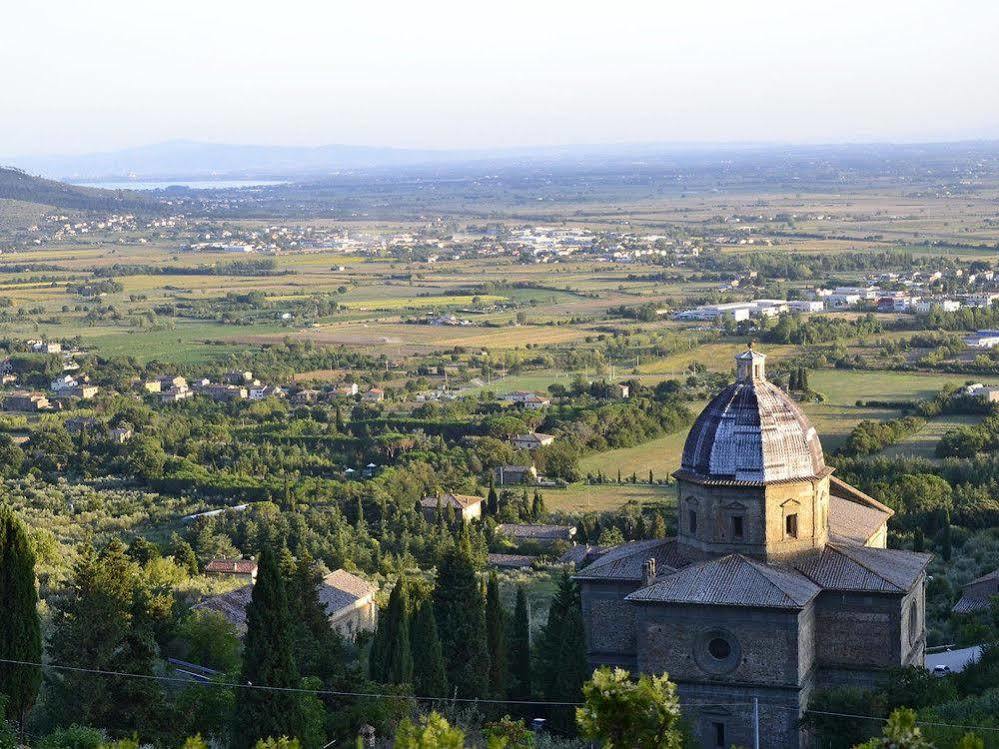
xmin=828 ymin=494 xmax=890 ymax=546
xmin=969 ymin=568 xmax=999 ymax=586
xmin=193 ymin=585 xmax=254 ymax=635
xmin=495 ymin=523 xmax=575 ymax=540
xmin=952 ymin=595 xmax=993 ymax=615
xmin=829 ymin=475 xmax=894 ymax=516
xmin=678 ymin=350 xmax=825 ymax=484
xmin=205 ymin=558 xmax=258 ymax=575
xmin=626 ymin=554 xmax=820 ymax=610
xmin=320 ymin=569 xmax=376 ymax=615
xmin=795 ymin=544 xmax=931 ymax=593
xmin=574 ymin=539 xmax=690 ymax=581
xmin=419 ymin=493 xmax=484 ymax=510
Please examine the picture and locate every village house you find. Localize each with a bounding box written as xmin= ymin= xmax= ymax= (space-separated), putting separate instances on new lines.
xmin=158 ymin=375 xmax=188 ymax=392
xmin=50 ymin=375 xmax=78 ymax=392
xmin=67 ymin=384 xmax=99 ymax=400
xmin=31 ymin=341 xmax=61 ymax=354
xmin=511 ymin=432 xmax=556 ymax=450
xmin=249 ymin=384 xmax=286 ymax=401
xmin=318 ymin=569 xmax=378 ymax=638
xmin=109 ymin=427 xmax=133 ymax=444
xmin=964 ymin=330 xmax=999 ymax=349
xmin=194 ymin=568 xmax=377 ymax=639
xmin=5 ymin=391 xmax=50 ymax=412
xmin=962 ymin=383 xmax=999 ymax=403
xmin=419 ymin=492 xmax=485 ymax=523
xmin=291 ymin=388 xmax=320 ymax=405
xmin=502 ymin=391 xmax=551 ymax=410
xmin=142 ymin=380 xmax=162 ymax=393
xmin=160 ymin=386 xmax=193 ymax=403
xmin=205 ymin=558 xmax=258 ymax=583
xmin=223 ymin=370 xmax=254 ymax=385
xmin=494 ymin=464 xmax=538 ymax=485
xmin=335 ymin=382 xmax=359 ymax=397
xmin=362 ymin=387 xmax=385 ymax=403
xmin=952 ymin=569 xmax=999 ymax=615
xmin=198 ymin=383 xmax=248 ymax=402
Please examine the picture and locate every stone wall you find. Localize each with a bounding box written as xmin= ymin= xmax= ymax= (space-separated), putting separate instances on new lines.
xmin=813 ymin=591 xmax=900 ymax=670
xmin=579 ymin=579 xmax=641 ymax=668
xmin=676 ymin=682 xmax=808 ymax=749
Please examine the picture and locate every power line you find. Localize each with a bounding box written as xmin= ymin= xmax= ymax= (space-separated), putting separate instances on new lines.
xmin=7 ymin=657 xmax=996 ymax=735
xmin=0 ymin=657 xmax=759 ymax=710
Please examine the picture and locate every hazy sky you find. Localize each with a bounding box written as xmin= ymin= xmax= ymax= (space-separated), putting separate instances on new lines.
xmin=6 ymin=0 xmax=999 ymax=155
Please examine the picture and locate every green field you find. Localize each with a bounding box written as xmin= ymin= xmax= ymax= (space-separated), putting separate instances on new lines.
xmin=881 ymin=414 xmax=984 ymax=460
xmin=543 ymin=482 xmax=675 ymax=513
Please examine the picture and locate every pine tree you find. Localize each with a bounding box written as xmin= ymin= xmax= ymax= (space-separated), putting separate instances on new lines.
xmin=433 ymin=535 xmax=490 ymax=699
xmin=507 ymin=586 xmax=531 ymax=700
xmin=0 ymin=504 xmax=41 ymax=730
xmin=47 ymin=540 xmax=162 ymax=734
xmin=233 ymin=545 xmax=304 ymax=747
xmin=487 ymin=478 xmax=498 ymax=516
xmin=410 ymin=601 xmax=447 ymax=697
xmin=485 ymin=574 xmax=507 ymax=698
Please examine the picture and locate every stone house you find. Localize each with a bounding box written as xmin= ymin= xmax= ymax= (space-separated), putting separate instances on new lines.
xmin=205 ymin=558 xmax=258 ymax=584
xmin=952 ymin=569 xmax=999 ymax=615
xmin=511 ymin=432 xmax=555 ymax=450
xmin=419 ymin=492 xmax=484 ymax=523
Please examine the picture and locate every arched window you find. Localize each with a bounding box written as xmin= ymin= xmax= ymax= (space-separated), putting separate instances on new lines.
xmin=908 ymin=599 xmax=919 ymax=646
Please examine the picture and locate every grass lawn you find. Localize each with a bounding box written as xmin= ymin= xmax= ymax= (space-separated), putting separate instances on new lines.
xmin=542 ymin=482 xmax=675 ymax=513
xmin=800 ymin=369 xmax=969 ymax=452
xmin=578 ymin=431 xmax=690 ymax=482
xmin=881 ymin=414 xmax=984 ymax=461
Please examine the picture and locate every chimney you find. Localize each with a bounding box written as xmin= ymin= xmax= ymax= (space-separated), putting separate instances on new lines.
xmin=642 ymin=557 xmax=657 ymax=587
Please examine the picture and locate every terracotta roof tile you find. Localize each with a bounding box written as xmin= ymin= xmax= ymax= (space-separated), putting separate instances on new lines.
xmin=574 ymin=539 xmax=690 ymax=581
xmin=626 ymin=554 xmax=820 ymax=609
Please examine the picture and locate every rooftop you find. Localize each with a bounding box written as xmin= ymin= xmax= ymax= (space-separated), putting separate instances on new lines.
xmin=626 ymin=553 xmax=821 ymax=610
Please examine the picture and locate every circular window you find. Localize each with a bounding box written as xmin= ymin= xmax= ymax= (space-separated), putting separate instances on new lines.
xmin=708 ymin=637 xmax=731 ymax=660
xmin=694 ymin=628 xmax=741 ymax=675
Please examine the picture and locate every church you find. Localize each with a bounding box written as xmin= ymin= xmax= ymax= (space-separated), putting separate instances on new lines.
xmin=576 ymin=348 xmax=931 ymax=749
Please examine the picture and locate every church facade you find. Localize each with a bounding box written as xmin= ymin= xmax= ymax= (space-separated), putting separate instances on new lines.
xmin=576 ymin=349 xmax=930 ymax=749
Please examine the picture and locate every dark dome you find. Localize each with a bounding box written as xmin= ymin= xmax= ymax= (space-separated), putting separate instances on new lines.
xmin=679 ymin=349 xmax=825 ymax=483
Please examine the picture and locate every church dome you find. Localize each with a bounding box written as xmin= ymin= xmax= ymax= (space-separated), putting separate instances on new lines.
xmin=678 ymin=348 xmax=826 ymax=484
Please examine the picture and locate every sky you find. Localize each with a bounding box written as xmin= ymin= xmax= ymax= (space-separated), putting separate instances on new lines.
xmin=5 ymin=0 xmax=999 ymax=156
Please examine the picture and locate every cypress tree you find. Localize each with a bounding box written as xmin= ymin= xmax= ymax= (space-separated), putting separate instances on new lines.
xmin=487 ymin=478 xmax=498 ymax=516
xmin=233 ymin=545 xmax=303 ymax=747
xmin=0 ymin=504 xmax=41 ymax=731
xmin=374 ymin=578 xmax=412 ymax=685
xmin=507 ymin=586 xmax=531 ymax=700
xmin=912 ymin=528 xmax=925 ymax=553
xmin=535 ymin=572 xmax=588 ymax=701
xmin=433 ymin=535 xmax=490 ymax=699
xmin=410 ymin=601 xmax=447 ymax=697
xmin=800 ymin=367 xmax=809 ymax=391
xmin=485 ymin=574 xmax=507 ymax=698
xmin=288 ymin=553 xmax=344 ymax=681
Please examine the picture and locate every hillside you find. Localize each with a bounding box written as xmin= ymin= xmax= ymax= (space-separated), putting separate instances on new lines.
xmin=0 ymin=166 xmax=158 ymax=213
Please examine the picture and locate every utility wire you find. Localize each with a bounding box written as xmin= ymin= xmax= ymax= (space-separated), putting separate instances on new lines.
xmin=7 ymin=657 xmax=995 ymax=734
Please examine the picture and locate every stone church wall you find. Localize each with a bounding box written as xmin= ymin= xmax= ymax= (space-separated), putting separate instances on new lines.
xmin=579 ymin=579 xmax=641 ymax=668
xmin=634 ymin=603 xmax=806 ymax=687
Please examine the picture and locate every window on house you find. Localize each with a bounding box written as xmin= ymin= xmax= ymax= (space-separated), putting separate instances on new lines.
xmin=712 ymin=722 xmax=726 ymax=748
xmin=731 ymin=515 xmax=744 ymax=540
xmin=688 ymin=510 xmax=697 ymax=535
xmin=785 ymin=513 xmax=798 ymax=539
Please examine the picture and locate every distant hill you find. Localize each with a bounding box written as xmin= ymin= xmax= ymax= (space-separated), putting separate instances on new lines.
xmin=0 ymin=167 xmax=157 ymax=213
